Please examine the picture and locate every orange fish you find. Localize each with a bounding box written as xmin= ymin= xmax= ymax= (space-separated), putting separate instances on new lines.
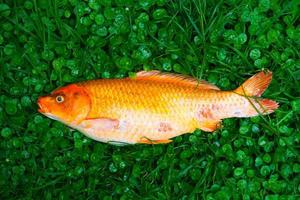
xmin=37 ymin=70 xmax=278 ymax=145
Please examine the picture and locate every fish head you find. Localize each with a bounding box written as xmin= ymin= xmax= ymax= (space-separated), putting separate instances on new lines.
xmin=37 ymin=84 xmax=91 ymax=125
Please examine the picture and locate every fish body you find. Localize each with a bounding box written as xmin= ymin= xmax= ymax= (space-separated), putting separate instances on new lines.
xmin=38 ymin=70 xmax=278 ymax=145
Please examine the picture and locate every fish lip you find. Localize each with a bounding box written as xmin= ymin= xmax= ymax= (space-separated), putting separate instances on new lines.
xmin=37 ymin=98 xmax=48 ymax=113
xmin=37 ymin=102 xmax=43 ymax=113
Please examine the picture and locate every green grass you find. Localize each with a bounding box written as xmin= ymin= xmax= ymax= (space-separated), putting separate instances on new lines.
xmin=1 ymin=0 xmax=300 ymax=199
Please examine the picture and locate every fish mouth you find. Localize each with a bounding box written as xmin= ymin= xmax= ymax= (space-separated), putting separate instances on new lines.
xmin=37 ymin=97 xmax=63 ymax=123
xmin=37 ymin=97 xmax=48 ymax=113
xmin=37 ymin=97 xmax=62 ymax=122
xmin=37 ymin=102 xmax=44 ymax=113
xmin=37 ymin=103 xmax=60 ymax=121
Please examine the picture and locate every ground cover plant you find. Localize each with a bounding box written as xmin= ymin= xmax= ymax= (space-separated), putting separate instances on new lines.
xmin=0 ymin=0 xmax=300 ymax=199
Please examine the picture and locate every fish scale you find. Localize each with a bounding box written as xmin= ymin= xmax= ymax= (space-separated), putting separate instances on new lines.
xmin=38 ymin=70 xmax=278 ymax=145
xmin=79 ymin=79 xmax=200 ymax=141
xmin=80 ymin=79 xmax=237 ymax=141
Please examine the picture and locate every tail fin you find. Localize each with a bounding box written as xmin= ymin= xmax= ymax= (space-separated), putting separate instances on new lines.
xmin=246 ymin=98 xmax=279 ymax=116
xmin=258 ymin=99 xmax=279 ymax=114
xmin=234 ymin=70 xmax=279 ymax=116
xmin=234 ymin=70 xmax=272 ymax=97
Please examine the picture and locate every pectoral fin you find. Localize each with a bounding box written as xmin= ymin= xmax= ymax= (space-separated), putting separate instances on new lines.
xmin=138 ymin=137 xmax=172 ymax=144
xmin=80 ymin=118 xmax=120 ymax=130
xmin=198 ymin=120 xmax=222 ymax=132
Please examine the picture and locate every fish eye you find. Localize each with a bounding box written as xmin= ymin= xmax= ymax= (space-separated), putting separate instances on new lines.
xmin=56 ymin=95 xmax=64 ymax=103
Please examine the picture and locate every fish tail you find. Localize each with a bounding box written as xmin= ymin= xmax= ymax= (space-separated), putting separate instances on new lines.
xmin=244 ymin=98 xmax=279 ymax=117
xmin=234 ymin=70 xmax=279 ymax=116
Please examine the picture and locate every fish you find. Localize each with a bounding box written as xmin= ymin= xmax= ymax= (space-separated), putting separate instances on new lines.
xmin=37 ymin=70 xmax=279 ymax=145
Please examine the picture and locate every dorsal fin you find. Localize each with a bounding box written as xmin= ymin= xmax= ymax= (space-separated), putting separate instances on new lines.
xmin=134 ymin=70 xmax=220 ymax=90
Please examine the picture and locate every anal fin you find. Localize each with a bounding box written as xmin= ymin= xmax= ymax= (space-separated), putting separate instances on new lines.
xmin=138 ymin=137 xmax=172 ymax=144
xmin=198 ymin=120 xmax=222 ymax=132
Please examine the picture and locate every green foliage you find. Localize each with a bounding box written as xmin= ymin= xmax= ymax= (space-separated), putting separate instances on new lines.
xmin=0 ymin=0 xmax=300 ymax=199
